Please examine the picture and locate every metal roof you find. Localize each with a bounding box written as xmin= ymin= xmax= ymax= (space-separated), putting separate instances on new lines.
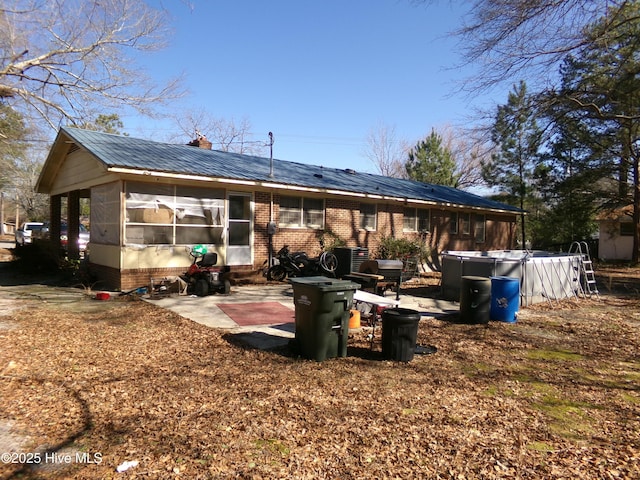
xmin=57 ymin=126 xmax=521 ymax=213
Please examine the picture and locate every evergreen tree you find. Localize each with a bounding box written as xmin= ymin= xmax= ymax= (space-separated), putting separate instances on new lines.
xmin=80 ymin=114 xmax=128 ymax=135
xmin=483 ymin=81 xmax=542 ymax=246
xmin=545 ymin=2 xmax=640 ymax=261
xmin=405 ymin=129 xmax=460 ymax=187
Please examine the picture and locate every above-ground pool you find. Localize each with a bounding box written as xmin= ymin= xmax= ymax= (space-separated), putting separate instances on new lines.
xmin=441 ymin=250 xmax=583 ymax=306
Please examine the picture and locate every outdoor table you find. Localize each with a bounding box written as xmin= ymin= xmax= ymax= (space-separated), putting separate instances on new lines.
xmin=353 ymin=289 xmax=401 ymax=349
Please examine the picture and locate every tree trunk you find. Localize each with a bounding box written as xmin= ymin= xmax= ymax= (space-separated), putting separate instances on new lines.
xmin=633 ymin=153 xmax=640 ymax=264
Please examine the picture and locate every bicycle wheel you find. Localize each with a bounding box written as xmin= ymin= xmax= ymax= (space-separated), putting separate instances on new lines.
xmin=319 ymin=252 xmax=338 ymax=272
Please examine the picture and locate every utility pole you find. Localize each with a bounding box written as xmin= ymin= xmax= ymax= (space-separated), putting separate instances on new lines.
xmin=268 ymin=132 xmax=274 ymax=178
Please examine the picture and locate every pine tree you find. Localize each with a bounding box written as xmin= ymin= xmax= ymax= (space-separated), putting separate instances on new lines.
xmin=405 ymin=129 xmax=460 ymax=187
xmin=483 ymin=81 xmax=542 ymax=247
xmin=546 ymin=2 xmax=640 ymax=261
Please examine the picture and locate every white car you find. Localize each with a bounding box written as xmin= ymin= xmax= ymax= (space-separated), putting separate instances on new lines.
xmin=15 ymin=222 xmax=45 ymax=246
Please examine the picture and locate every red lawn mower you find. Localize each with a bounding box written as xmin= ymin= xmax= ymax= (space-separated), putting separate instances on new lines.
xmin=181 ymin=245 xmax=231 ymax=296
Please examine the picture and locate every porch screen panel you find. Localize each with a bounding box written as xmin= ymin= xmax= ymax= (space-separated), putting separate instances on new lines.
xmin=125 ymin=182 xmax=225 ymax=245
xmin=91 ymin=182 xmax=120 ymax=245
xmin=175 ymin=186 xmax=224 ymax=244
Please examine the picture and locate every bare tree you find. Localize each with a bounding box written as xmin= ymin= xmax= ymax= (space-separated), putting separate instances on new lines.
xmin=363 ymin=122 xmax=407 ymax=177
xmin=414 ymin=1 xmax=629 ymax=92
xmin=0 ymin=0 xmax=183 ymax=131
xmin=172 ymin=109 xmax=265 ymax=155
xmin=439 ymin=124 xmax=487 ymax=190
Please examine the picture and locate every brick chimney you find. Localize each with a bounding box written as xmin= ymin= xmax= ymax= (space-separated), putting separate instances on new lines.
xmin=187 ymin=134 xmax=212 ymax=150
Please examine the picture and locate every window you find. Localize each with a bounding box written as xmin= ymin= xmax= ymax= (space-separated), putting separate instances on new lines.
xmin=620 ymin=222 xmax=634 ymax=236
xmin=418 ymin=209 xmax=431 ymax=233
xmin=360 ymin=203 xmax=377 ymax=230
xmin=403 ymin=207 xmax=431 ymax=233
xmin=303 ymin=198 xmax=324 ymax=228
xmin=449 ymin=212 xmax=458 ymax=234
xmin=279 ymin=196 xmax=301 ymax=226
xmin=474 ymin=214 xmax=486 ymax=243
xmin=279 ymin=196 xmax=325 ymax=228
xmin=125 ymin=182 xmax=225 ymax=245
xmin=403 ymin=207 xmax=416 ymax=231
xmin=460 ymin=212 xmax=471 ymax=235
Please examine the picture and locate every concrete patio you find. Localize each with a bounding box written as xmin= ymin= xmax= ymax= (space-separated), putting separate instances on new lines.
xmin=145 ymin=283 xmax=459 ymax=350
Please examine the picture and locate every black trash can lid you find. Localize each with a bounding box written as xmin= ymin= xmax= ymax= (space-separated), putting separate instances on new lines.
xmin=382 ymin=307 xmax=421 ymax=321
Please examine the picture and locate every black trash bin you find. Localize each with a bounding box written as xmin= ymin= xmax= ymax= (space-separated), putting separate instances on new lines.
xmin=459 ymin=275 xmax=491 ymax=324
xmin=381 ymin=307 xmax=421 ymax=362
xmin=289 ymin=276 xmax=360 ymax=361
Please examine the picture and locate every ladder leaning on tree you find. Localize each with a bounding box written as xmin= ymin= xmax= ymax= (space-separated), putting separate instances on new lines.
xmin=569 ymin=241 xmax=600 ymax=299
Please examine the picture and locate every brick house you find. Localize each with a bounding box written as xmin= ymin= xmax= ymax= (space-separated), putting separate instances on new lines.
xmin=36 ymin=127 xmax=520 ymax=290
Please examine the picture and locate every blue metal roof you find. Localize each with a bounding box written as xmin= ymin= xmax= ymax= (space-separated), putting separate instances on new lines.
xmin=60 ymin=126 xmax=520 ymax=213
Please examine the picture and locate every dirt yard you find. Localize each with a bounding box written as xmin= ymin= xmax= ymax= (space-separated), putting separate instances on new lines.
xmin=0 ymin=256 xmax=639 ymax=479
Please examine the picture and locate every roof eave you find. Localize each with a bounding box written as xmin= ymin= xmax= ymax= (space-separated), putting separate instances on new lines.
xmin=107 ymin=166 xmax=520 ymax=215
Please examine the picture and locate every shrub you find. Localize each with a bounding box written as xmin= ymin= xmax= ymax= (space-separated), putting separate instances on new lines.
xmin=376 ymin=236 xmax=429 ymax=262
xmin=317 ymin=231 xmax=346 ymax=252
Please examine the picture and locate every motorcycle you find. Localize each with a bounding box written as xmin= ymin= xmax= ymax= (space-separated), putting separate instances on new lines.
xmin=181 ymin=245 xmax=231 ymax=296
xmin=266 ymin=243 xmax=338 ymax=281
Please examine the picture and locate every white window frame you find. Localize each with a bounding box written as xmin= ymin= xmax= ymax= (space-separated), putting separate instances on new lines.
xmin=474 ymin=214 xmax=486 ymax=243
xmin=359 ymin=203 xmax=377 ymax=231
xmin=450 ymin=211 xmax=458 ymax=234
xmin=278 ymin=196 xmax=325 ymax=229
xmin=403 ymin=207 xmax=431 ymax=233
xmin=460 ymin=212 xmax=471 ymax=235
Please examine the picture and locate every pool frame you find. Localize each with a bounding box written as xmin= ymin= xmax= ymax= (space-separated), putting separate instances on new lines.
xmin=441 ymin=250 xmax=582 ymax=306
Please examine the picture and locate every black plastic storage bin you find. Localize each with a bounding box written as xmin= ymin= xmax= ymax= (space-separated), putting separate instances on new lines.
xmin=381 ymin=308 xmax=421 ymax=362
xmin=289 ymin=276 xmax=360 ymax=361
xmin=459 ymin=275 xmax=491 ymax=324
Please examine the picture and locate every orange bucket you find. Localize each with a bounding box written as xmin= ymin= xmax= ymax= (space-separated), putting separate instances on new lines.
xmin=349 ymin=309 xmax=361 ymax=329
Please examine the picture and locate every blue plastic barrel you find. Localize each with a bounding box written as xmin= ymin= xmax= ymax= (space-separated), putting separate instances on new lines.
xmin=490 ymin=276 xmax=520 ymax=323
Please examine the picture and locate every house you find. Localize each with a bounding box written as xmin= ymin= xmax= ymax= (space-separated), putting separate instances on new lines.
xmin=36 ymin=127 xmax=521 ymax=290
xmin=597 ymin=205 xmax=634 ymax=261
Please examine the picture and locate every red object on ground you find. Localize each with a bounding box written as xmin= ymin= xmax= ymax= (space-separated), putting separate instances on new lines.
xmin=216 ymin=302 xmax=295 ymax=327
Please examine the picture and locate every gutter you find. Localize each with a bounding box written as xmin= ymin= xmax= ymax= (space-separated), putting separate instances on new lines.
xmin=106 ymin=166 xmax=520 ymax=215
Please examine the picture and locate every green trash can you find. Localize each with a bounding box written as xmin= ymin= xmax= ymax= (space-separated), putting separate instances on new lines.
xmin=289 ymin=276 xmax=360 ymax=361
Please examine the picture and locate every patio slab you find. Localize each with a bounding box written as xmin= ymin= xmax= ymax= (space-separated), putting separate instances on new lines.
xmin=145 ymin=283 xmax=459 ymax=350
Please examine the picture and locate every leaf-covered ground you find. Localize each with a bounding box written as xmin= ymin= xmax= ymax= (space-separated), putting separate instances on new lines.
xmin=0 ymin=267 xmax=639 ymax=479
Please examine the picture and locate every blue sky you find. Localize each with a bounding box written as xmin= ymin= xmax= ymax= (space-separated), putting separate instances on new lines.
xmin=127 ymin=1 xmax=502 ymax=174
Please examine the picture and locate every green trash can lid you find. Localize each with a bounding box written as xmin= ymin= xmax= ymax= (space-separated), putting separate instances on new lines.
xmin=289 ymin=276 xmax=360 ymax=292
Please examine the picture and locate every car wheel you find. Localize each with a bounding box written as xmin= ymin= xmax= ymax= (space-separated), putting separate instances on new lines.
xmin=222 ymin=279 xmax=231 ymax=294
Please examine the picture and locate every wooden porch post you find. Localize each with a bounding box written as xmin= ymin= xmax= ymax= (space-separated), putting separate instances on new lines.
xmin=67 ymin=191 xmax=80 ymax=260
xmin=50 ymin=195 xmax=62 ymax=254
